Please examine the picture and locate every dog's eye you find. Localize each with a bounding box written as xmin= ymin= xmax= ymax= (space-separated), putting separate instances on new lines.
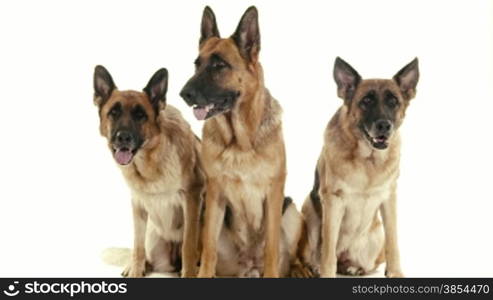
xmin=132 ymin=108 xmax=147 ymax=122
xmin=360 ymin=97 xmax=373 ymax=109
xmin=108 ymin=106 xmax=121 ymax=118
xmin=386 ymin=97 xmax=399 ymax=108
xmin=211 ymin=60 xmax=226 ymax=69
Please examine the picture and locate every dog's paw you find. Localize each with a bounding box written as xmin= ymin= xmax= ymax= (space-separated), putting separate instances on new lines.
xmin=344 ymin=266 xmax=366 ymax=276
xmin=263 ymin=270 xmax=280 ymax=278
xmin=385 ymin=269 xmax=404 ymax=278
xmin=337 ymin=259 xmax=366 ymax=276
xmin=121 ymin=264 xmax=146 ymax=278
xmin=242 ymin=268 xmax=261 ymax=278
xmin=309 ymin=265 xmax=321 ymax=277
xmin=197 ymin=268 xmax=215 ymax=278
xmin=289 ymin=260 xmax=315 ymax=278
xmin=290 ymin=265 xmax=314 ymax=278
xmin=181 ymin=267 xmax=198 ymax=278
xmin=319 ymin=265 xmax=337 ymax=278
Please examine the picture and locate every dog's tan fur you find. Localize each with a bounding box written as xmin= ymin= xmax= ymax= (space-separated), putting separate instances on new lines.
xmin=182 ymin=7 xmax=309 ymax=277
xmin=94 ymin=67 xmax=203 ymax=277
xmin=301 ymin=58 xmax=419 ymax=277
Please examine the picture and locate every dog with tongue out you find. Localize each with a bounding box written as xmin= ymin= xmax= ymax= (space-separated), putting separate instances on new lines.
xmin=93 ymin=65 xmax=204 ymax=278
xmin=178 ymin=6 xmax=312 ymax=278
xmin=193 ymin=103 xmax=214 ymax=120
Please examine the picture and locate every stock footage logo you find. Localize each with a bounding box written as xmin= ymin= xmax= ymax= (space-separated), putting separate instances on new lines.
xmin=1 ymin=280 xmax=128 ymax=298
xmin=3 ymin=281 xmax=20 ymax=297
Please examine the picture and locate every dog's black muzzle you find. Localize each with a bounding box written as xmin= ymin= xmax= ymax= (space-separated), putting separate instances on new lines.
xmin=180 ymin=81 xmax=239 ymax=121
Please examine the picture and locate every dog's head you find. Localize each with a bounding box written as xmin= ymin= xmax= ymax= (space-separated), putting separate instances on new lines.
xmin=180 ymin=6 xmax=262 ymax=120
xmin=93 ymin=66 xmax=168 ymax=165
xmin=333 ymin=57 xmax=419 ymax=150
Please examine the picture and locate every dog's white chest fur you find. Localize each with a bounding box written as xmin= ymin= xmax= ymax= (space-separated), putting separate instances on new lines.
xmin=338 ymin=177 xmax=390 ymax=236
xmin=136 ymin=191 xmax=185 ymax=242
xmin=334 ymin=148 xmax=396 ymax=251
xmin=216 ymin=149 xmax=274 ymax=242
xmin=123 ymin=152 xmax=187 ymax=243
xmin=223 ymin=163 xmax=268 ymax=231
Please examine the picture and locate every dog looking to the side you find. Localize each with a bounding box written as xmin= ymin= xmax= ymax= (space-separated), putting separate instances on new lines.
xmin=93 ymin=66 xmax=203 ymax=277
xmin=301 ymin=57 xmax=419 ymax=277
xmin=180 ymin=6 xmax=310 ymax=278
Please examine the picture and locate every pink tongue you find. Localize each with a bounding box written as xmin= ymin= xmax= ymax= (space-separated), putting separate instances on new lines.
xmin=115 ymin=149 xmax=133 ymax=165
xmin=193 ymin=107 xmax=208 ymax=120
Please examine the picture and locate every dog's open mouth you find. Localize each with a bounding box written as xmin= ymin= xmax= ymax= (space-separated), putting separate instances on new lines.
xmin=371 ymin=135 xmax=389 ymax=150
xmin=113 ymin=147 xmax=135 ymax=165
xmin=362 ymin=129 xmax=390 ymax=150
xmin=193 ymin=103 xmax=214 ymax=120
xmin=193 ymin=103 xmax=228 ymax=121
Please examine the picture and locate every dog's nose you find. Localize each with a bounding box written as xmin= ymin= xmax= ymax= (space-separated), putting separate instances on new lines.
xmin=116 ymin=131 xmax=132 ymax=144
xmin=180 ymin=86 xmax=197 ymax=104
xmin=375 ymin=119 xmax=392 ymax=134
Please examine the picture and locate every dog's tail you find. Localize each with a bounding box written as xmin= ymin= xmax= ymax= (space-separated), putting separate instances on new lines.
xmin=101 ymin=247 xmax=131 ymax=267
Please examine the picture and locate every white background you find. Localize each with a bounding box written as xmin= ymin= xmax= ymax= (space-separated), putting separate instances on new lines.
xmin=0 ymin=0 xmax=492 ymax=277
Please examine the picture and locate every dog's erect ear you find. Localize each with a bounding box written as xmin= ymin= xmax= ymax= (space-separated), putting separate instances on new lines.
xmin=393 ymin=58 xmax=419 ymax=100
xmin=232 ymin=6 xmax=260 ymax=62
xmin=144 ymin=68 xmax=168 ymax=112
xmin=200 ymin=6 xmax=220 ymax=46
xmin=333 ymin=57 xmax=361 ymax=103
xmin=94 ymin=65 xmax=116 ymax=107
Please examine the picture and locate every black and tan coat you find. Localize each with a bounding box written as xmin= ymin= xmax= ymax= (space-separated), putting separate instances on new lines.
xmin=180 ymin=6 xmax=309 ymax=278
xmin=301 ymin=57 xmax=419 ymax=277
xmin=94 ymin=66 xmax=203 ymax=277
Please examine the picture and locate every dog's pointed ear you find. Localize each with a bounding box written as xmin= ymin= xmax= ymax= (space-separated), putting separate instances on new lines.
xmin=232 ymin=6 xmax=260 ymax=62
xmin=393 ymin=57 xmax=419 ymax=100
xmin=94 ymin=65 xmax=116 ymax=107
xmin=333 ymin=57 xmax=361 ymax=103
xmin=144 ymin=68 xmax=168 ymax=112
xmin=200 ymin=6 xmax=220 ymax=46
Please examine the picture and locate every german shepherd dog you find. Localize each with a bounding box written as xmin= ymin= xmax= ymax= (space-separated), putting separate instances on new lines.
xmin=93 ymin=66 xmax=203 ymax=277
xmin=180 ymin=6 xmax=308 ymax=277
xmin=301 ymin=57 xmax=419 ymax=277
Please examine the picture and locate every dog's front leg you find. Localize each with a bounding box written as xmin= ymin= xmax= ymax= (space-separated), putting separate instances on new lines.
xmin=319 ymin=189 xmax=344 ymax=278
xmin=263 ymin=175 xmax=284 ymax=278
xmin=380 ymin=187 xmax=404 ymax=278
xmin=181 ymin=190 xmax=201 ymax=278
xmin=198 ymin=178 xmax=224 ymax=278
xmin=122 ymin=201 xmax=148 ymax=277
